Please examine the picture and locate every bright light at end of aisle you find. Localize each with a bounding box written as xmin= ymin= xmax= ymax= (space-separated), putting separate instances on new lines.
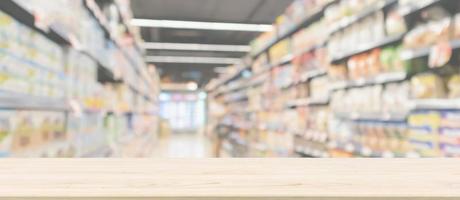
xmin=187 ymin=82 xmax=198 ymax=91
xmin=145 ymin=56 xmax=242 ymax=65
xmin=130 ymin=19 xmax=273 ymax=32
xmin=142 ymin=42 xmax=251 ymax=52
xmin=198 ymin=92 xmax=207 ymax=100
xmin=159 ymin=93 xmax=170 ymax=101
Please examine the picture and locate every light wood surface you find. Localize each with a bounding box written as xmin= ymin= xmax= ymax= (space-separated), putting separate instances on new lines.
xmin=0 ymin=159 xmax=459 ymax=200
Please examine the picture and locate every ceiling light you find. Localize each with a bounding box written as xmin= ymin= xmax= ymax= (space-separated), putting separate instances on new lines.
xmin=146 ymin=56 xmax=241 ymax=65
xmin=131 ymin=19 xmax=272 ymax=32
xmin=142 ymin=42 xmax=250 ymax=52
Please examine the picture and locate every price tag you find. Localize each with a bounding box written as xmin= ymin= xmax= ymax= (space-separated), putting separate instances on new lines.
xmin=429 ymin=41 xmax=452 ymax=68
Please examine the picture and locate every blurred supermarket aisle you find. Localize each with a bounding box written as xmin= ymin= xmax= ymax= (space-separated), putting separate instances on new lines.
xmin=150 ymin=132 xmax=212 ymax=158
xmin=3 ymin=0 xmax=460 ymax=159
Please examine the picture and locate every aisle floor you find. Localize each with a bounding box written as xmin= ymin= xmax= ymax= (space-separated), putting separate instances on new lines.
xmin=150 ymin=132 xmax=213 ymax=158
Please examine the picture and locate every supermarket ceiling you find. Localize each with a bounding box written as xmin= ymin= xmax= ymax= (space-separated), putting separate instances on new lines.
xmin=130 ymin=0 xmax=293 ymax=87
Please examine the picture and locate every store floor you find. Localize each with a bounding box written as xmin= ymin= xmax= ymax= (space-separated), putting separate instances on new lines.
xmin=150 ymin=132 xmax=213 ymax=158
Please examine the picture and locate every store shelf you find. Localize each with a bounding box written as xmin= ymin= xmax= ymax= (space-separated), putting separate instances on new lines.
xmin=299 ymin=68 xmax=327 ymax=82
xmin=251 ymin=54 xmax=294 ymax=81
xmin=82 ymin=146 xmax=112 ymax=157
xmin=330 ymin=33 xmax=405 ymax=63
xmin=109 ymin=0 xmax=144 ymax=54
xmin=331 ymin=142 xmax=411 ymax=158
xmin=0 ymin=91 xmax=69 ymax=111
xmin=214 ymin=75 xmax=253 ymax=96
xmin=291 ymin=43 xmax=327 ymax=62
xmin=328 ymin=0 xmax=398 ymax=36
xmin=273 ymin=54 xmax=294 ymax=67
xmin=285 ymin=97 xmax=329 ymax=108
xmin=252 ymin=0 xmax=338 ymax=58
xmin=398 ymin=0 xmax=440 ymax=17
xmin=224 ymin=96 xmax=249 ymax=104
xmin=294 ymin=149 xmax=322 ymax=158
xmin=330 ymin=72 xmax=407 ymax=91
xmin=210 ymin=64 xmax=250 ymax=92
xmin=128 ymin=84 xmax=153 ymax=102
xmin=83 ymin=0 xmax=153 ymax=93
xmin=83 ymin=0 xmax=112 ymax=41
xmin=12 ymin=140 xmax=72 ymax=157
xmin=410 ymin=98 xmax=460 ymax=110
xmin=334 ymin=112 xmax=408 ymax=122
xmin=0 ymin=0 xmax=71 ymax=46
xmin=0 ymin=0 xmax=128 ymax=87
xmin=400 ymin=39 xmax=460 ymax=60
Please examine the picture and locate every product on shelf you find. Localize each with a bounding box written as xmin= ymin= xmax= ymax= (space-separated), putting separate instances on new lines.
xmin=380 ymin=45 xmax=406 ymax=73
xmin=0 ymin=11 xmax=65 ymax=98
xmin=252 ymin=54 xmax=269 ymax=74
xmin=455 ymin=13 xmax=460 ymax=38
xmin=328 ymin=10 xmax=386 ymax=59
xmin=411 ymin=73 xmax=446 ymax=99
xmin=408 ymin=111 xmax=441 ymax=157
xmin=382 ymin=82 xmax=411 ymax=115
xmin=0 ymin=111 xmax=67 ymax=157
xmin=448 ymin=75 xmax=460 ymax=98
xmin=345 ymin=45 xmax=410 ymax=80
xmin=403 ymin=17 xmax=452 ymax=49
xmin=269 ymin=39 xmax=291 ymax=64
xmin=208 ymin=0 xmax=460 ymax=158
xmin=352 ymin=120 xmax=410 ymax=156
xmin=325 ymin=0 xmax=383 ymax=25
xmin=328 ymin=64 xmax=348 ymax=81
xmin=385 ymin=9 xmax=408 ymax=36
xmin=439 ymin=110 xmax=460 ymax=157
xmin=309 ymin=76 xmax=329 ymax=100
xmin=0 ymin=1 xmax=160 ymax=158
xmin=292 ymin=48 xmax=328 ymax=82
xmin=292 ymin=20 xmax=328 ymax=55
xmin=250 ymin=32 xmax=275 ymax=56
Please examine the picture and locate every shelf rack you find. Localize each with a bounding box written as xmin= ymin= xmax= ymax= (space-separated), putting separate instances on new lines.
xmin=208 ymin=62 xmax=251 ymax=92
xmin=207 ymin=0 xmax=460 ymax=158
xmin=329 ymin=72 xmax=408 ymax=91
xmin=82 ymin=0 xmax=157 ymax=101
xmin=0 ymin=0 xmax=71 ymax=46
xmin=251 ymin=0 xmax=339 ymax=59
xmin=330 ymin=33 xmax=405 ymax=63
xmin=401 ymin=39 xmax=460 ymax=60
xmin=0 ymin=91 xmax=69 ymax=111
xmin=328 ymin=0 xmax=398 ymax=36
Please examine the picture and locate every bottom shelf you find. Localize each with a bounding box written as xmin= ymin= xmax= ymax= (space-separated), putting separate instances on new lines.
xmin=0 ymin=90 xmax=69 ymax=111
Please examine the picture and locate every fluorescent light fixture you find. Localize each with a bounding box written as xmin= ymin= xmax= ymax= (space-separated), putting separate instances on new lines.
xmin=146 ymin=56 xmax=241 ymax=65
xmin=142 ymin=42 xmax=250 ymax=52
xmin=131 ymin=19 xmax=272 ymax=32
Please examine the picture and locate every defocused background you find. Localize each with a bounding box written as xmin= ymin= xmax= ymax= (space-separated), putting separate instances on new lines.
xmin=0 ymin=0 xmax=459 ymax=158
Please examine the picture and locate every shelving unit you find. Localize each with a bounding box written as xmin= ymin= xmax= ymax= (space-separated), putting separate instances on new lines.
xmin=0 ymin=0 xmax=160 ymax=157
xmin=327 ymin=0 xmax=398 ymax=36
xmin=330 ymin=33 xmax=405 ymax=63
xmin=251 ymin=0 xmax=339 ymax=58
xmin=0 ymin=92 xmax=69 ymax=111
xmin=207 ymin=0 xmax=460 ymax=158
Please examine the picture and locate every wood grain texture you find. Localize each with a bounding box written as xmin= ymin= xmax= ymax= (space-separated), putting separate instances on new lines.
xmin=0 ymin=159 xmax=459 ymax=199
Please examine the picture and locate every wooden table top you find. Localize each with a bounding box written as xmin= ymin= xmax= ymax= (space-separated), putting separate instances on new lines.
xmin=0 ymin=159 xmax=459 ymax=199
